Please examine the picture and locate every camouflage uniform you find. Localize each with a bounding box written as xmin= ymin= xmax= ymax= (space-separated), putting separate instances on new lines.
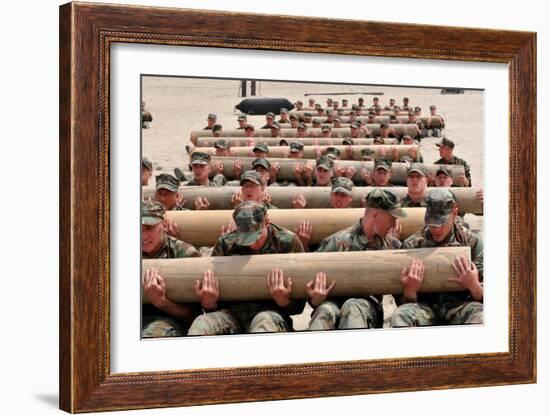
xmin=310 ymin=189 xmax=406 ymax=331
xmin=428 ymin=105 xmax=445 ymax=137
xmin=401 ymin=164 xmax=428 ymax=208
xmin=391 ymin=189 xmax=483 ymax=327
xmin=184 ymin=151 xmax=226 ymax=187
xmin=141 ymin=201 xmax=201 ymax=338
xmin=203 ymin=113 xmax=217 ymax=130
xmin=240 ymin=170 xmax=279 ymax=209
xmin=434 ymin=138 xmax=471 ymax=186
xmin=154 ymin=173 xmax=188 ymax=211
xmin=187 ymin=202 xmax=306 ymax=336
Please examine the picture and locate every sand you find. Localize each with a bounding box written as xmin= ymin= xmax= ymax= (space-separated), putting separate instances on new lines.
xmin=142 ymin=76 xmax=484 ymax=330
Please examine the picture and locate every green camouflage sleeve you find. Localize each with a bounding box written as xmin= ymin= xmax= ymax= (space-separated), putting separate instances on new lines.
xmin=471 ymin=235 xmax=484 ymax=282
xmin=212 ymin=173 xmax=227 ymax=187
xmin=316 ymin=233 xmax=351 ymax=252
xmin=211 ymin=237 xmax=228 ymax=257
xmin=290 ymin=235 xmax=305 ymax=253
xmin=401 ymin=233 xmax=423 ymax=250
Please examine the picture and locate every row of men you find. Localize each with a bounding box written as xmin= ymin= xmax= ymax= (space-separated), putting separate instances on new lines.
xmin=142 ymin=188 xmax=483 ymax=337
xmin=295 ymin=96 xmax=420 ymax=112
xmin=203 ymin=106 xmax=443 ymax=138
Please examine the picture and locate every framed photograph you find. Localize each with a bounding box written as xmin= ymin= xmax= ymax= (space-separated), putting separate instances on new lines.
xmin=59 ymin=2 xmax=536 ymax=412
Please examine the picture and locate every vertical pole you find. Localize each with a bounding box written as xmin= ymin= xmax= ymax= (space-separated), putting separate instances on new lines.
xmin=240 ymin=80 xmax=247 ymax=97
xmin=251 ymin=80 xmax=257 ymax=96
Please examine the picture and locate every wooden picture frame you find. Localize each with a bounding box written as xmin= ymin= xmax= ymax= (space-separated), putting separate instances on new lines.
xmin=59 ymin=2 xmax=536 ymax=412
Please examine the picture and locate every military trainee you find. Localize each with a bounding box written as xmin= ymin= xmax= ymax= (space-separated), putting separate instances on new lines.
xmin=141 ymin=157 xmax=153 ymax=186
xmin=391 ymin=189 xmax=483 ymax=327
xmin=434 ymin=138 xmax=471 ymax=187
xmin=141 ymin=200 xmax=205 ymax=338
xmin=308 ymin=189 xmax=405 ymax=331
xmin=187 ymin=201 xmax=306 ymax=335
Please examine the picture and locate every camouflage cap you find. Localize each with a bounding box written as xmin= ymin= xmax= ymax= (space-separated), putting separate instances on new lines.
xmin=425 ymin=189 xmax=457 ymax=226
xmin=207 ymin=113 xmax=217 ymax=120
xmin=407 ymin=163 xmax=427 ymax=177
xmin=266 ymin=112 xmax=275 ymax=119
xmin=380 ymin=122 xmax=389 ymax=128
xmin=142 ymin=157 xmax=153 ymax=171
xmin=363 ymin=188 xmax=407 ymax=218
xmin=142 ymin=200 xmax=166 ymax=225
xmin=280 ymin=108 xmax=289 ymax=114
xmin=237 ymin=114 xmax=247 ymax=121
xmin=325 ymin=146 xmax=341 ymax=157
xmin=436 ymin=165 xmax=452 ymax=177
xmin=240 ymin=170 xmax=265 ymax=186
xmin=368 ymin=111 xmax=376 ymax=116
xmin=316 ymin=155 xmax=334 ymax=171
xmin=321 ymin=125 xmax=332 ymax=132
xmin=155 ymin=173 xmax=180 ymax=192
xmin=304 ymin=112 xmax=312 ymax=118
xmin=429 ymin=104 xmax=437 ymax=110
xmin=190 ymin=151 xmax=211 ymax=165
xmin=270 ymin=121 xmax=281 ymax=130
xmin=403 ymin=97 xmax=409 ymax=101
xmin=214 ymin=138 xmax=230 ymax=150
xmin=298 ymin=122 xmax=308 ymax=130
xmin=342 ymin=137 xmax=354 ymax=145
xmin=333 ymin=116 xmax=342 ymax=123
xmin=244 ymin=124 xmax=255 ymax=131
xmin=374 ymin=159 xmax=392 ymax=171
xmin=436 ymin=137 xmax=455 ymax=149
xmin=361 ymin=148 xmax=375 ymax=157
xmin=352 ymin=104 xmax=359 ymax=110
xmin=350 ymin=121 xmax=360 ymax=129
xmin=278 ymin=139 xmax=289 ymax=146
xmin=290 ymin=141 xmax=304 ymax=152
xmin=232 ymin=201 xmax=268 ymax=246
xmin=414 ymin=106 xmax=421 ymax=112
xmin=312 ymin=119 xmax=322 ymax=126
xmin=342 ymin=99 xmax=348 ymax=103
xmin=331 ymin=177 xmax=354 ymax=195
xmin=289 ymin=114 xmax=298 ymax=120
xmin=402 ymin=135 xmax=414 ymax=143
xmin=253 ymin=143 xmax=269 ymax=153
xmin=252 ymin=157 xmax=272 ymax=171
xmin=212 ymin=124 xmax=222 ymax=132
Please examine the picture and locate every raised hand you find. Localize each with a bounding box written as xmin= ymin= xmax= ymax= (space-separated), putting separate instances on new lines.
xmin=294 ymin=220 xmax=312 ymax=248
xmin=194 ymin=269 xmax=220 ymax=311
xmin=194 ymin=196 xmax=210 ymax=210
xmin=305 ymin=271 xmax=335 ymax=307
xmin=142 ymin=268 xmax=167 ymax=308
xmin=292 ymin=194 xmax=307 ymax=209
xmin=400 ymin=258 xmax=425 ymax=302
xmin=266 ymin=268 xmax=292 ymax=307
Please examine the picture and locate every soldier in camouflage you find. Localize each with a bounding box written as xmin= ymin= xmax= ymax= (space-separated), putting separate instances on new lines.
xmin=181 ymin=152 xmax=226 ymax=209
xmin=229 ymin=170 xmax=278 ymax=209
xmin=391 ymin=189 xmax=483 ymax=327
xmin=434 ymin=138 xmax=471 ymax=186
xmin=307 ymin=189 xmax=406 ymax=331
xmin=141 ymin=157 xmax=153 ymax=186
xmin=361 ymin=159 xmax=393 ymax=187
xmin=187 ymin=201 xmax=306 ymax=335
xmin=153 ymin=173 xmax=187 ymax=211
xmin=400 ymin=164 xmax=429 ymax=208
xmin=203 ymin=113 xmax=217 ymax=130
xmin=141 ymin=200 xmax=204 ymax=338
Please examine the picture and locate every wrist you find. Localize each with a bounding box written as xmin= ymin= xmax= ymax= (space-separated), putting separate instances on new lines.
xmin=201 ymin=300 xmax=218 ymax=311
xmin=274 ymin=297 xmax=290 ymax=308
xmin=402 ymin=289 xmax=418 ymax=303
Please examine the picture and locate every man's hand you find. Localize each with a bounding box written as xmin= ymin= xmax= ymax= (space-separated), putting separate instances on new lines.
xmin=400 ymin=258 xmax=425 ymax=302
xmin=334 ymin=163 xmax=346 ymax=178
xmin=345 ymin=145 xmax=354 ymax=159
xmin=262 ymin=189 xmax=272 ymax=204
xmin=194 ymin=269 xmax=220 ymax=311
xmin=292 ymin=194 xmax=307 ymax=209
xmin=449 ymin=256 xmax=483 ymax=301
xmin=387 ymin=219 xmax=402 ymax=240
xmin=407 ymin=147 xmax=418 ymax=161
xmin=475 ymin=188 xmax=484 ymax=202
xmin=175 ymin=192 xmax=187 ymax=209
xmin=220 ymin=219 xmax=236 ymax=236
xmin=246 ymin=138 xmax=255 ymax=146
xmin=230 ymin=190 xmax=244 ymax=208
xmin=213 ymin=161 xmax=224 ymax=175
xmin=194 ymin=196 xmax=210 ymax=210
xmin=305 ymin=271 xmax=336 ymax=307
xmin=427 ymin=173 xmax=436 ymax=186
xmin=233 ymin=159 xmax=243 ymax=179
xmin=303 ymin=161 xmax=314 ymax=179
xmin=377 ymin=146 xmax=387 ymax=158
xmin=142 ymin=268 xmax=168 ymax=308
xmin=361 ymin=168 xmax=372 ymax=185
xmin=267 ymin=268 xmax=292 ymax=307
xmin=345 ymin=166 xmax=356 ymax=180
xmin=294 ymin=220 xmax=312 ymax=248
xmin=391 ymin=147 xmax=400 ymax=161
xmin=292 ymin=163 xmax=303 ymax=179
xmin=270 ymin=162 xmax=281 ymax=180
xmin=165 ymin=218 xmax=180 ymax=239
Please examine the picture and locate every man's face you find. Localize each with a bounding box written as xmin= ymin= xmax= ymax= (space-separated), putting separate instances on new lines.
xmin=330 ymin=192 xmax=353 ymax=208
xmin=207 ymin=118 xmax=215 ymax=127
xmin=430 ymin=108 xmax=437 ymax=115
xmin=270 ymin=128 xmax=280 ymax=137
xmin=380 ymin=127 xmax=389 ymax=137
xmin=290 ymin=119 xmax=298 ymax=128
xmin=213 ymin=131 xmax=222 ymax=137
xmin=315 ymin=167 xmax=332 ymax=185
xmin=248 ymin=220 xmax=270 ymax=251
xmin=438 ymin=145 xmax=453 ymax=160
xmin=350 ymin=128 xmax=360 ymax=138
xmin=215 ymin=148 xmax=230 ymax=156
xmin=142 ymin=222 xmax=165 ymax=255
xmin=435 ymin=173 xmax=453 ymax=187
xmin=191 ymin=163 xmax=212 ymax=181
xmin=373 ymin=168 xmax=391 ymax=186
xmin=406 ymin=172 xmax=428 ymax=194
xmin=254 ymin=166 xmax=271 ymax=184
xmin=373 ymin=98 xmax=379 ymax=105
xmin=265 ymin=117 xmax=273 ymax=125
xmin=371 ymin=210 xmax=397 ymax=237
xmin=141 ymin=167 xmax=152 ymax=186
xmin=289 ymin=151 xmax=303 ymax=159
xmin=297 ymin=128 xmax=306 ymax=137
xmin=241 ymin=181 xmax=264 ymax=202
xmin=389 ymin=99 xmax=395 ymax=106
xmin=408 ymin=114 xmax=416 ymax=122
xmin=334 ymin=121 xmax=342 ymax=128
xmin=245 ymin=128 xmax=254 ymax=137
xmin=154 ymin=189 xmax=177 ymax=210
xmin=322 ymin=131 xmax=331 ymax=138
xmin=428 ymin=210 xmax=456 ymax=242
xmin=253 ymin=150 xmax=268 ymax=159
xmin=238 ymin=119 xmax=247 ymax=128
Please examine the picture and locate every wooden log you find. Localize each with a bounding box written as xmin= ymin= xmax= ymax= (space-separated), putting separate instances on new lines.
xmin=194 ymin=136 xmax=399 ymax=147
xmin=192 ymin=145 xmax=417 ymax=161
xmin=290 ymin=110 xmax=410 ymax=117
xmin=143 ymin=186 xmax=482 ymax=214
xmin=208 ymin=156 xmax=466 ymax=185
xmin=165 ymin=208 xmax=426 ymax=247
xmin=190 ymin=125 xmax=420 ymax=143
xmin=142 ymin=247 xmax=471 ymax=303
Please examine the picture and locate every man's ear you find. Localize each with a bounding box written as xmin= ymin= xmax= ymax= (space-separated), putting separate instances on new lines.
xmin=264 ymin=214 xmax=270 ymax=225
xmin=161 ymin=219 xmax=168 ymax=231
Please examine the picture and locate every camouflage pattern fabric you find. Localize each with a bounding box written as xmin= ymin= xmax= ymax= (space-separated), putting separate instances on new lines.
xmin=400 ymin=194 xmax=427 ymax=208
xmin=434 ymin=155 xmax=472 ymax=186
xmin=142 ymin=234 xmax=200 ymax=259
xmin=142 ymin=315 xmax=184 ymax=338
xmin=391 ymin=220 xmax=484 ymax=326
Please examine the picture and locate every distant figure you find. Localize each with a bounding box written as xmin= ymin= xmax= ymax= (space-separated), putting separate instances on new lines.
xmin=141 ymin=157 xmax=153 ymax=186
xmin=141 ymin=101 xmax=153 ymax=128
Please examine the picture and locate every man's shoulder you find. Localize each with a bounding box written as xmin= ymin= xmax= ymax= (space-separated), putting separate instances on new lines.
xmin=167 ymin=235 xmax=200 ymax=258
xmin=402 ymin=228 xmax=427 ymax=248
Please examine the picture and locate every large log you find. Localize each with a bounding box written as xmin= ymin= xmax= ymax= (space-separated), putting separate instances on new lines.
xmin=142 ymin=247 xmax=471 ymax=303
xmin=290 ymin=110 xmax=410 ymax=117
xmin=192 ymin=145 xmax=417 ymax=160
xmin=190 ymin=125 xmax=420 ymax=142
xmin=208 ymin=156 xmax=466 ymax=185
xmin=143 ymin=186 xmax=482 ymax=214
xmin=194 ymin=136 xmax=398 ymax=147
xmin=165 ymin=208 xmax=426 ymax=247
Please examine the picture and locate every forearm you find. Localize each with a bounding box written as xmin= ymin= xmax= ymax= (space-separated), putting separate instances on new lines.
xmin=156 ymin=298 xmax=195 ymax=323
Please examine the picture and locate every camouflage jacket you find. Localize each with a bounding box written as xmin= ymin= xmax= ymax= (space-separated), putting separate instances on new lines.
xmin=212 ymin=223 xmax=305 ymax=318
xmin=400 ymin=194 xmax=427 ymax=208
xmin=434 ymin=156 xmax=472 ymax=186
xmin=142 ymin=234 xmax=201 ymax=259
xmin=400 ymin=221 xmax=484 ymax=316
xmin=184 ymin=175 xmax=225 ymax=187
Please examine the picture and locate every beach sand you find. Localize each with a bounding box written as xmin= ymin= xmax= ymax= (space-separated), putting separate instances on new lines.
xmin=142 ymin=76 xmax=484 ymax=330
